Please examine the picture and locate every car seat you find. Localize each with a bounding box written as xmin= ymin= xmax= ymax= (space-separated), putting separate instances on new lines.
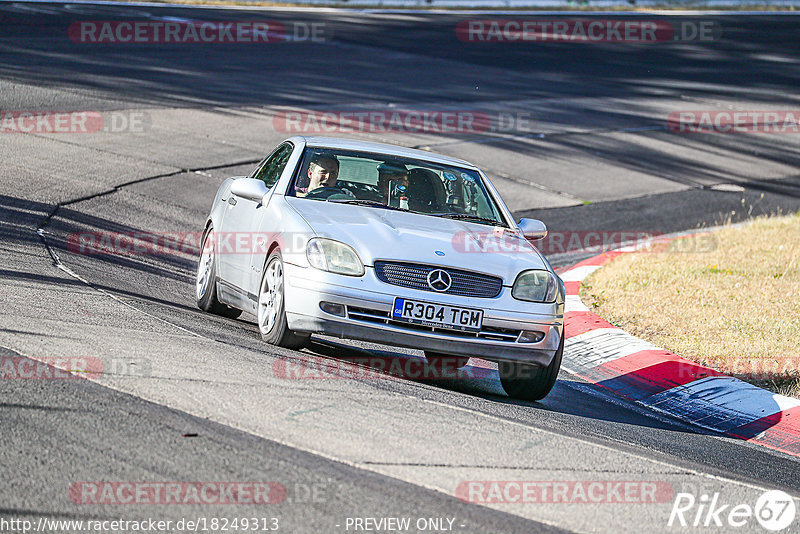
xmin=406 ymin=168 xmax=446 ymax=212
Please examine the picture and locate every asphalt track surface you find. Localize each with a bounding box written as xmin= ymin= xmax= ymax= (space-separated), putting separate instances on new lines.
xmin=1 ymin=4 xmax=800 ymax=533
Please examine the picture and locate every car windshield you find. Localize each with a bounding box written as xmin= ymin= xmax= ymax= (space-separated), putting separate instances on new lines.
xmin=288 ymin=148 xmax=506 ymax=226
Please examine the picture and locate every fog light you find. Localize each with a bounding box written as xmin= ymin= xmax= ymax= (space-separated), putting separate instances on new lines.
xmin=518 ymin=330 xmax=545 ymax=343
xmin=319 ymin=301 xmax=346 ymax=317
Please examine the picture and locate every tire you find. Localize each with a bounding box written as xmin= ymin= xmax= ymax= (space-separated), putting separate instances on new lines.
xmin=257 ymin=250 xmax=309 ymax=350
xmin=499 ymin=332 xmax=564 ymax=401
xmin=196 ymin=225 xmax=242 ymax=319
xmin=424 ymin=351 xmax=470 ymax=371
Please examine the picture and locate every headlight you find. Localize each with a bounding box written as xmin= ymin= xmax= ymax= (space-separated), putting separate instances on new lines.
xmin=512 ymin=270 xmax=558 ymax=303
xmin=306 ymin=238 xmax=364 ymax=276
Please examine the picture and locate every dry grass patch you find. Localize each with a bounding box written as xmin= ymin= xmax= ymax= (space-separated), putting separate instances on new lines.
xmin=580 ymin=214 xmax=800 ymax=398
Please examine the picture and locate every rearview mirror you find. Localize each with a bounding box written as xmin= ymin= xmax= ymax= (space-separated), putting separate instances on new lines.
xmin=517 ymin=218 xmax=548 ymax=240
xmin=231 ymin=178 xmax=270 ymax=204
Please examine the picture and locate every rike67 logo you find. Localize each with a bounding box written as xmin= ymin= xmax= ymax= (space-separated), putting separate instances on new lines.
xmin=668 ymin=490 xmax=796 ymax=531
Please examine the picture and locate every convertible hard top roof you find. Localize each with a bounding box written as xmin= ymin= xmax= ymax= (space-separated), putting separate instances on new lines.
xmin=290 ymin=136 xmax=479 ymax=170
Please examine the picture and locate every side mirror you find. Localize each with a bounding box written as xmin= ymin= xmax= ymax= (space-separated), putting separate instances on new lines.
xmin=230 ymin=178 xmax=270 ymax=204
xmin=517 ymin=218 xmax=548 ymax=240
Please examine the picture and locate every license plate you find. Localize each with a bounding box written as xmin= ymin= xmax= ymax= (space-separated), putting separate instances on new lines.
xmin=392 ymin=298 xmax=483 ymax=332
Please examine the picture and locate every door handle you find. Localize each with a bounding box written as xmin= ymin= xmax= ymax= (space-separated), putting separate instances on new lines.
xmin=227 ymin=197 xmax=237 ymax=206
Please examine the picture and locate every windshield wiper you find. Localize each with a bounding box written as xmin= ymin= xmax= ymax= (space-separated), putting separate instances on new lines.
xmin=434 ymin=213 xmax=505 ymax=226
xmin=328 ymin=199 xmax=407 ymax=211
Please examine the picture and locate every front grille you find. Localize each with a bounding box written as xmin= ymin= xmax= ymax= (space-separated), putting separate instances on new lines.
xmin=373 ymin=261 xmax=502 ymax=298
xmin=347 ymin=306 xmax=520 ymax=342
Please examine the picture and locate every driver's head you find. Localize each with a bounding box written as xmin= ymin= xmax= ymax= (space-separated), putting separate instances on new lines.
xmin=307 ymin=154 xmax=339 ymax=191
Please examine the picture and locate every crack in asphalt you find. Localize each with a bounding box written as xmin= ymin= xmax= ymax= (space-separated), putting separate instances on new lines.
xmin=33 ymin=158 xmax=260 ymax=340
xmin=37 ymin=158 xmax=261 ymax=234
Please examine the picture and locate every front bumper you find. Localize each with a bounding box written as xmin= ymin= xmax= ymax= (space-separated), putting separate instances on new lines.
xmin=283 ymin=263 xmax=563 ymax=366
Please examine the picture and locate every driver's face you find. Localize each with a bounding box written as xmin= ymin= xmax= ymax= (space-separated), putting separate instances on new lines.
xmin=308 ymin=160 xmax=339 ymax=190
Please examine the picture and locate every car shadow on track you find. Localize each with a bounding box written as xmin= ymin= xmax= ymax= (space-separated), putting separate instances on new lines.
xmin=303 ymin=337 xmax=506 ymax=394
xmin=293 ymin=337 xmax=710 ymax=435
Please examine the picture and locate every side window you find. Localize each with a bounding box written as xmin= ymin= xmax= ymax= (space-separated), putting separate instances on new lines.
xmin=252 ymin=143 xmax=293 ymax=188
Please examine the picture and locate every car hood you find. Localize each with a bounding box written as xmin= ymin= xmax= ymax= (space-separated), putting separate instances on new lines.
xmin=286 ymin=198 xmax=548 ymax=284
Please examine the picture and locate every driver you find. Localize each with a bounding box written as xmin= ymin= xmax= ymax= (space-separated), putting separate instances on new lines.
xmin=298 ymin=154 xmax=340 ymax=197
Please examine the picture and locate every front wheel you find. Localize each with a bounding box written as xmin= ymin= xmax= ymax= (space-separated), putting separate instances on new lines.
xmin=499 ymin=333 xmax=564 ymax=401
xmin=257 ymin=251 xmax=309 ymax=350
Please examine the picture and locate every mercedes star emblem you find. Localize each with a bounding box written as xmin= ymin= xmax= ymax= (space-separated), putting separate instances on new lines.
xmin=427 ymin=269 xmax=452 ymax=292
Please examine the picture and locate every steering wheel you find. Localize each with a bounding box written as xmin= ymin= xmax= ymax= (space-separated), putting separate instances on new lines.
xmin=304 ymin=186 xmax=348 ymax=200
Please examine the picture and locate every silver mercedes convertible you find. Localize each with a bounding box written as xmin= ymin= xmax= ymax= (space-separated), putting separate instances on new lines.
xmin=196 ymin=137 xmax=565 ymax=400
